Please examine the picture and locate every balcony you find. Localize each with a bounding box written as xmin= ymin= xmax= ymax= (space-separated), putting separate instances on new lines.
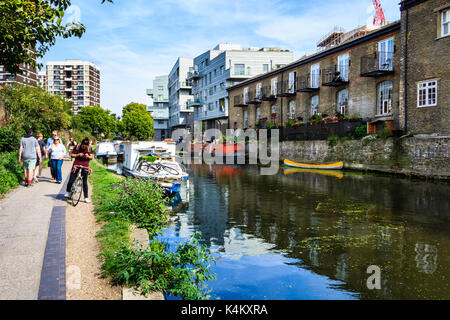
xmin=261 ymin=86 xmax=277 ymax=101
xmin=279 ymin=80 xmax=296 ymax=97
xmin=248 ymin=89 xmax=262 ymax=104
xmin=229 ymin=67 xmax=252 ymax=80
xmin=234 ymin=94 xmax=248 ymax=107
xmin=180 ymin=81 xmax=192 ymax=89
xmin=296 ymin=74 xmax=320 ymax=92
xmin=322 ymin=66 xmax=349 ymax=87
xmin=187 ymin=70 xmax=200 ymax=80
xmin=187 ymin=98 xmax=203 ymax=108
xmin=361 ymin=52 xmax=394 ymax=77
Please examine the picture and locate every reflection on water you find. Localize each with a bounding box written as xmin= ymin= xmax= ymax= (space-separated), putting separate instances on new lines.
xmin=158 ymin=164 xmax=450 ymax=300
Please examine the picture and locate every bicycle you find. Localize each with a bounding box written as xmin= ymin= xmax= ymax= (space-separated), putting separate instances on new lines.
xmin=69 ymin=165 xmax=92 ymax=207
xmin=137 ymin=160 xmax=180 ymax=176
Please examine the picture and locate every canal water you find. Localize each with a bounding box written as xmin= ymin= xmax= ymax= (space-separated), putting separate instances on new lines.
xmin=156 ymin=164 xmax=450 ymax=300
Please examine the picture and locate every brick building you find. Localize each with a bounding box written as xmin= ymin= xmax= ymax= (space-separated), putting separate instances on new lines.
xmin=228 ymin=22 xmax=401 ymax=134
xmin=228 ymin=0 xmax=449 ymax=136
xmin=399 ymin=0 xmax=450 ymax=134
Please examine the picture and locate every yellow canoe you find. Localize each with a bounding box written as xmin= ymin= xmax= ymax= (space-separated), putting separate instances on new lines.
xmin=284 ymin=159 xmax=344 ymax=170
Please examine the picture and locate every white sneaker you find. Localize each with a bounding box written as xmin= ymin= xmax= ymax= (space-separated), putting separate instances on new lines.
xmin=85 ymin=198 xmax=91 ymax=203
xmin=64 ymin=192 xmax=70 ymax=198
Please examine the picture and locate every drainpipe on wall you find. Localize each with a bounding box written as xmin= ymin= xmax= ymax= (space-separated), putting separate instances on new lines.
xmin=404 ymin=8 xmax=409 ymax=134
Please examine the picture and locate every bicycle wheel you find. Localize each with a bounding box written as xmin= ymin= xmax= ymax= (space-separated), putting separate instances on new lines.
xmin=71 ymin=177 xmax=83 ymax=207
xmin=161 ymin=164 xmax=179 ymax=175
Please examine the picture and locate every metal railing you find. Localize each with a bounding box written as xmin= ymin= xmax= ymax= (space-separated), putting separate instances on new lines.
xmin=361 ymin=51 xmax=394 ymax=76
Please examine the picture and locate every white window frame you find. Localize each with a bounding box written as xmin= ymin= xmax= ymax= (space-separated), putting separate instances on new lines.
xmin=243 ymin=110 xmax=249 ymax=128
xmin=338 ymin=53 xmax=349 ymax=81
xmin=288 ymin=100 xmax=296 ymax=119
xmin=377 ymin=81 xmax=393 ymax=116
xmin=311 ymin=63 xmax=320 ymax=88
xmin=417 ymin=80 xmax=438 ymax=108
xmin=337 ymin=89 xmax=349 ymax=115
xmin=256 ymin=83 xmax=262 ymax=99
xmin=311 ymin=95 xmax=319 ymax=116
xmin=378 ymin=38 xmax=394 ymax=71
xmin=243 ymin=87 xmax=249 ymax=104
xmin=442 ymin=9 xmax=450 ymax=37
xmin=271 ymin=78 xmax=278 ymax=96
xmin=256 ymin=107 xmax=261 ymax=121
xmin=289 ymin=72 xmax=296 ymax=93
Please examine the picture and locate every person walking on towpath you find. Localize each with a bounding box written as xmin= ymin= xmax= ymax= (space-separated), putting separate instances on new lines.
xmin=33 ymin=133 xmax=47 ymax=183
xmin=65 ymin=138 xmax=93 ymax=203
xmin=66 ymin=138 xmax=77 ymax=161
xmin=46 ymin=131 xmax=63 ymax=181
xmin=48 ymin=137 xmax=66 ymax=184
xmin=18 ymin=128 xmax=42 ymax=187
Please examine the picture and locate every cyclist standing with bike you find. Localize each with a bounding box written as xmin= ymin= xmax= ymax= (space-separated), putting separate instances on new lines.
xmin=64 ymin=138 xmax=93 ymax=203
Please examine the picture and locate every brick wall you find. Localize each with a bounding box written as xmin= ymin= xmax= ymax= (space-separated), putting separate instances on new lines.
xmin=402 ymin=0 xmax=450 ymax=134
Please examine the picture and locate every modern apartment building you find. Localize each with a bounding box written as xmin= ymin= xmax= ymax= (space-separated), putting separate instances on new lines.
xmin=147 ymin=75 xmax=170 ymax=141
xmin=168 ymin=57 xmax=194 ymax=133
xmin=45 ymin=59 xmax=101 ymax=113
xmin=188 ymin=44 xmax=294 ymax=132
xmin=0 ymin=62 xmax=37 ymax=87
xmin=228 ymin=22 xmax=402 ymax=134
xmin=37 ymin=71 xmax=47 ymax=89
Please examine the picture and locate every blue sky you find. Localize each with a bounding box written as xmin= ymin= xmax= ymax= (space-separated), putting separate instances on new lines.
xmin=40 ymin=0 xmax=401 ymax=116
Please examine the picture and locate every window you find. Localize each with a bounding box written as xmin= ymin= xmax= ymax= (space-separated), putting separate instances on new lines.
xmin=288 ymin=100 xmax=296 ymax=119
xmin=442 ymin=10 xmax=450 ymax=37
xmin=377 ymin=81 xmax=393 ymax=115
xmin=288 ymin=72 xmax=296 ymax=93
xmin=263 ymin=64 xmax=269 ymax=73
xmin=243 ymin=110 xmax=249 ymax=128
xmin=311 ymin=63 xmax=320 ymax=88
xmin=338 ymin=53 xmax=349 ymax=81
xmin=311 ymin=95 xmax=319 ymax=116
xmin=234 ymin=64 xmax=245 ymax=76
xmin=337 ymin=89 xmax=349 ymax=115
xmin=244 ymin=87 xmax=249 ymax=104
xmin=220 ymin=66 xmax=224 ymax=74
xmin=271 ymin=78 xmax=278 ymax=96
xmin=256 ymin=107 xmax=261 ymax=121
xmin=220 ymin=82 xmax=225 ymax=90
xmin=417 ymin=80 xmax=437 ymax=107
xmin=256 ymin=83 xmax=262 ymax=99
xmin=378 ymin=38 xmax=394 ymax=71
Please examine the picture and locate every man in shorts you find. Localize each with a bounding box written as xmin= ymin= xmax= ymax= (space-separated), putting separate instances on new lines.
xmin=19 ymin=128 xmax=42 ymax=187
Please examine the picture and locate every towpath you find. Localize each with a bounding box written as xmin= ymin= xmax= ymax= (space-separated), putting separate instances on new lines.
xmin=0 ymin=162 xmax=71 ymax=300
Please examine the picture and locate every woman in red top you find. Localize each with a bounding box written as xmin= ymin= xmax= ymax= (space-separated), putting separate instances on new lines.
xmin=64 ymin=138 xmax=94 ymax=203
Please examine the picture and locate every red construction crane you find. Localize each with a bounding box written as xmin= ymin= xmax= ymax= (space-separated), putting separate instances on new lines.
xmin=372 ymin=0 xmax=386 ymax=26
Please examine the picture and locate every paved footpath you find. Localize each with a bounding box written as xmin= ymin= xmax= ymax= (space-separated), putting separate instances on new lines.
xmin=0 ymin=162 xmax=72 ymax=300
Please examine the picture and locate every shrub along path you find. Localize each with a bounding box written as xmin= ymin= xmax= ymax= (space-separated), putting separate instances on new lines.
xmin=0 ymin=163 xmax=71 ymax=299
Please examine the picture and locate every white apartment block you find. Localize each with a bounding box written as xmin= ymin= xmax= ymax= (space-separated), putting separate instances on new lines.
xmin=46 ymin=59 xmax=100 ymax=113
xmin=37 ymin=71 xmax=47 ymax=89
xmin=147 ymin=75 xmax=170 ymax=141
xmin=168 ymin=57 xmax=194 ymax=131
xmin=188 ymin=43 xmax=294 ymax=131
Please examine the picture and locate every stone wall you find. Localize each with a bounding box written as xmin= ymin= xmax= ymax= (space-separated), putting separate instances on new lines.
xmin=280 ymin=136 xmax=450 ymax=179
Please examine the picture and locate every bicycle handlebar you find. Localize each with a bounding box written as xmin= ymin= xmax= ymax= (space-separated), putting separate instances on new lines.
xmin=72 ymin=165 xmax=92 ymax=175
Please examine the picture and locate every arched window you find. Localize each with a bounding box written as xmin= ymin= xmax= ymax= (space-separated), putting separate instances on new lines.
xmin=256 ymin=107 xmax=261 ymax=121
xmin=337 ymin=89 xmax=349 ymax=115
xmin=377 ymin=81 xmax=393 ymax=115
xmin=271 ymin=105 xmax=277 ymax=122
xmin=311 ymin=95 xmax=319 ymax=116
xmin=243 ymin=110 xmax=249 ymax=128
xmin=288 ymin=100 xmax=296 ymax=119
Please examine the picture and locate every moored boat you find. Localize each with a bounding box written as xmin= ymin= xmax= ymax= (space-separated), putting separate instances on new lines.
xmin=284 ymin=159 xmax=344 ymax=170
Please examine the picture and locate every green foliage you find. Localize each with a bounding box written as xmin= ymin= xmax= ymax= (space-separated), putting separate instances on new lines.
xmin=120 ymin=103 xmax=154 ymax=140
xmin=0 ymin=152 xmax=24 ymax=196
xmin=110 ymin=178 xmax=168 ymax=235
xmin=379 ymin=128 xmax=390 ymax=140
xmin=89 ymin=161 xmax=216 ymax=300
xmin=0 ymin=85 xmax=72 ymax=137
xmin=73 ymin=105 xmax=116 ymax=137
xmin=355 ymin=124 xmax=368 ymax=139
xmin=362 ymin=134 xmax=378 ymax=144
xmin=0 ymin=125 xmax=23 ymax=152
xmin=327 ymin=135 xmax=339 ymax=142
xmin=0 ymin=0 xmax=113 ymax=75
xmin=68 ymin=129 xmax=95 ymax=146
xmin=104 ymin=232 xmax=216 ymax=300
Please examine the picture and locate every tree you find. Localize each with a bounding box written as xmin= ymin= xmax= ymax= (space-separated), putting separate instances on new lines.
xmin=120 ymin=102 xmax=153 ymax=140
xmin=0 ymin=84 xmax=72 ymax=137
xmin=73 ymin=105 xmax=116 ymax=137
xmin=0 ymin=0 xmax=113 ymax=75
